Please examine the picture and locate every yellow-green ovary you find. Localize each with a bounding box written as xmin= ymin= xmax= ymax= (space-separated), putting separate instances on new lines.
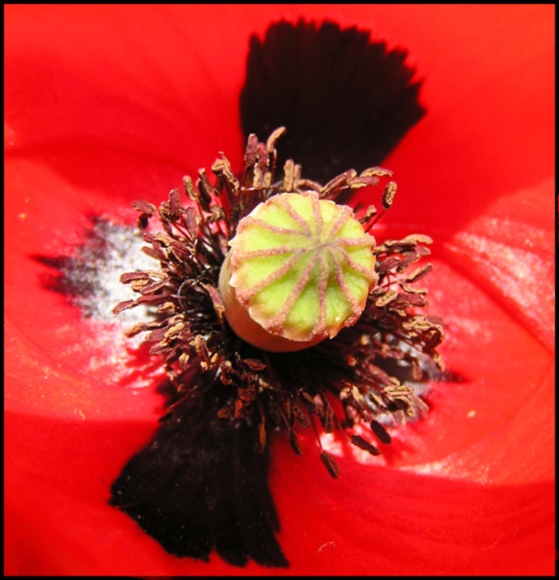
xmin=229 ymin=192 xmax=376 ymax=342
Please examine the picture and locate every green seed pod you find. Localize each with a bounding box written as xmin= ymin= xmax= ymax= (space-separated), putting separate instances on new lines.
xmin=219 ymin=191 xmax=377 ymax=352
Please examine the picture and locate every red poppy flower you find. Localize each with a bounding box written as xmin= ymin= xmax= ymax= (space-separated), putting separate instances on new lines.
xmin=5 ymin=4 xmax=554 ymax=576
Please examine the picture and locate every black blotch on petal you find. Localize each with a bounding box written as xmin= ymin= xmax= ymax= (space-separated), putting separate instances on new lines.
xmin=240 ymin=19 xmax=425 ymax=182
xmin=109 ymin=385 xmax=288 ymax=568
xmin=33 ymin=215 xmax=108 ymax=310
xmin=33 ymin=215 xmax=149 ymax=319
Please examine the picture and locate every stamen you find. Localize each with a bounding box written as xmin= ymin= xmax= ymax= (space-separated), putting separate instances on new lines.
xmin=109 ymin=128 xmax=443 ymax=568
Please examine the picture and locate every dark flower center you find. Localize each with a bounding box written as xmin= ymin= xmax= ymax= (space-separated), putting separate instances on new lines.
xmin=35 ymin=19 xmax=440 ymax=570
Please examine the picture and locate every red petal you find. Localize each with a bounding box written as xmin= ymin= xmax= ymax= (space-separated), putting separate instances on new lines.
xmin=4 ymin=4 xmax=554 ymax=576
